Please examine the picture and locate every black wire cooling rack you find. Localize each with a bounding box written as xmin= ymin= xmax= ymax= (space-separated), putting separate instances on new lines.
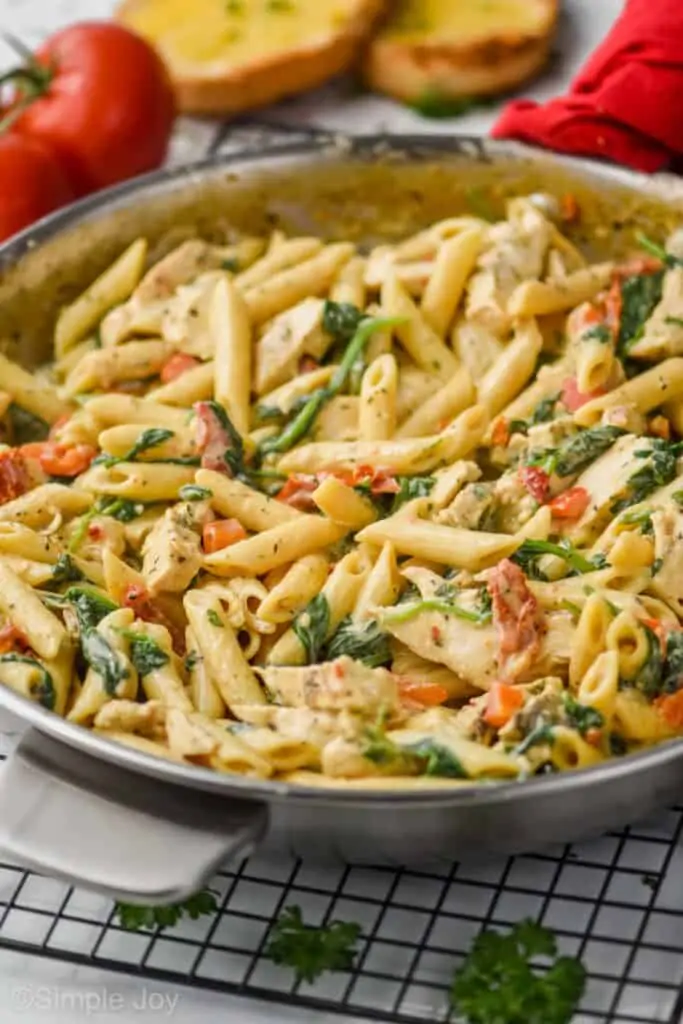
xmin=1 ymin=791 xmax=683 ymax=1024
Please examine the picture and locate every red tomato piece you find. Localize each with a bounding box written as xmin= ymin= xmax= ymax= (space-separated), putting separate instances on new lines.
xmin=202 ymin=519 xmax=247 ymax=553
xmin=10 ymin=23 xmax=175 ymax=195
xmin=548 ymin=486 xmax=590 ymax=520
xmin=122 ymin=584 xmax=185 ymax=654
xmin=0 ymin=134 xmax=74 ymax=243
xmin=0 ymin=449 xmax=33 ymax=504
xmin=560 ymin=376 xmax=607 ymax=413
xmin=483 ymin=681 xmax=525 ymax=729
xmin=0 ymin=622 xmax=30 ymax=655
xmin=491 ymin=417 xmax=511 ymax=448
xmin=29 ymin=442 xmax=97 ymax=477
xmin=397 ymin=680 xmax=449 ymax=707
xmin=160 ymin=352 xmax=200 ymax=383
xmin=656 ymin=690 xmax=683 ymax=730
xmin=276 ymin=474 xmax=319 ymax=511
xmin=488 ymin=559 xmax=543 ymax=681
xmin=518 ymin=465 xmax=550 ymax=503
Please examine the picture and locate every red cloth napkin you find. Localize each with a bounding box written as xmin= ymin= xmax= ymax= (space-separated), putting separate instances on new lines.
xmin=491 ymin=0 xmax=683 ymax=173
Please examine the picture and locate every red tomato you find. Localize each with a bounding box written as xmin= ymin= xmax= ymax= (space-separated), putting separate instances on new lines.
xmin=483 ymin=681 xmax=525 ymax=729
xmin=560 ymin=376 xmax=607 ymax=413
xmin=548 ymin=486 xmax=590 ymax=520
xmin=0 ymin=134 xmax=74 ymax=243
xmin=202 ymin=519 xmax=247 ymax=553
xmin=491 ymin=417 xmax=511 ymax=448
xmin=488 ymin=559 xmax=542 ymax=681
xmin=397 ymin=680 xmax=449 ymax=707
xmin=10 ymin=23 xmax=175 ymax=195
xmin=122 ymin=584 xmax=185 ymax=654
xmin=24 ymin=442 xmax=96 ymax=477
xmin=160 ymin=353 xmax=200 ymax=384
xmin=518 ymin=465 xmax=550 ymax=503
xmin=0 ymin=449 xmax=33 ymax=504
xmin=0 ymin=623 xmax=29 ymax=655
xmin=276 ymin=474 xmax=319 ymax=511
xmin=656 ymin=690 xmax=683 ymax=729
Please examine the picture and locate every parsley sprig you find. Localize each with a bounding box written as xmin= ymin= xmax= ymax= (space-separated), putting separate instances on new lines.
xmin=115 ymin=889 xmax=218 ymax=931
xmin=450 ymin=919 xmax=586 ymax=1024
xmin=265 ymin=905 xmax=361 ymax=984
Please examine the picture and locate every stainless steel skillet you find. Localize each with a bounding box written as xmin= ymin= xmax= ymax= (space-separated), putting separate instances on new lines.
xmin=0 ymin=135 xmax=682 ymax=905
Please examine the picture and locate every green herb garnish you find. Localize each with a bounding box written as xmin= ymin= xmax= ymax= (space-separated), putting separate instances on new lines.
xmin=0 ymin=654 xmax=56 ymax=710
xmin=612 ymin=439 xmax=683 ymax=514
xmin=51 ymin=554 xmax=84 ymax=583
xmin=117 ymin=629 xmax=169 ymax=677
xmin=292 ymin=593 xmax=330 ymax=663
xmin=265 ymin=905 xmax=361 ymax=985
xmin=512 ymin=539 xmax=604 ymax=579
xmin=261 ymin=315 xmax=404 ymax=455
xmin=81 ymin=631 xmax=129 ymax=696
xmin=96 ymin=427 xmax=175 ymax=468
xmin=325 ymin=617 xmax=392 ymax=668
xmin=206 ymin=609 xmax=224 ymax=628
xmin=115 ymin=889 xmax=218 ymax=931
xmin=410 ymin=90 xmax=486 ymax=119
xmin=450 ymin=918 xmax=586 ymax=1024
xmin=179 ymin=484 xmax=213 ymax=501
xmin=564 ymin=695 xmax=604 ymax=735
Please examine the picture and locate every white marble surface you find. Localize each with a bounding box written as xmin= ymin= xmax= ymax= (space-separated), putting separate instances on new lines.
xmin=2 ymin=3 xmax=665 ymax=1024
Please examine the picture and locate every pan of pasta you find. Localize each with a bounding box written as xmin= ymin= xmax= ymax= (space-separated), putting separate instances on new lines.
xmin=0 ymin=135 xmax=683 ymax=901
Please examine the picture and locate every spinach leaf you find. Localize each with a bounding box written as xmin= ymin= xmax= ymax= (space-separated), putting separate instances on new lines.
xmin=619 ymin=508 xmax=654 ymax=534
xmin=530 ymin=392 xmax=561 ymax=424
xmin=612 ymin=440 xmax=683 ymax=515
xmin=65 ymin=587 xmax=118 ymax=632
xmin=390 ymin=475 xmax=435 ymax=512
xmin=583 ymin=323 xmax=613 ymax=344
xmin=631 ymin=625 xmax=664 ymax=698
xmin=96 ymin=427 xmax=175 ymax=468
xmin=564 ymin=695 xmax=604 ymax=735
xmin=511 ymin=539 xmax=604 ymax=578
xmin=178 ymin=484 xmax=213 ymax=501
xmin=118 ymin=629 xmax=169 ymax=676
xmin=409 ymin=739 xmax=468 ymax=778
xmin=51 ymin=554 xmax=84 ymax=583
xmin=553 ymin=426 xmax=624 ymax=477
xmin=8 ymin=404 xmax=49 ymax=444
xmin=68 ymin=497 xmax=144 ymax=553
xmin=0 ymin=653 xmax=56 ymax=710
xmin=382 ymin=594 xmax=492 ymax=626
xmin=325 ymin=617 xmax=392 ymax=668
xmin=513 ymin=724 xmax=556 ymax=757
xmin=292 ymin=594 xmax=330 ymax=663
xmin=206 ymin=609 xmax=223 ymax=628
xmin=81 ymin=630 xmax=129 ymax=695
xmin=617 ymin=270 xmax=665 ymax=355
xmin=636 ymin=233 xmax=683 ymax=268
xmin=322 ymin=301 xmax=363 ymax=343
xmin=199 ymin=400 xmax=246 ymax=477
xmin=261 ymin=315 xmax=403 ymax=455
xmin=662 ymin=632 xmax=683 ymax=694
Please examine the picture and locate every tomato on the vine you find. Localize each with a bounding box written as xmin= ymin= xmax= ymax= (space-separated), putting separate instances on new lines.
xmin=0 ymin=133 xmax=75 ymax=242
xmin=8 ymin=22 xmax=175 ymax=195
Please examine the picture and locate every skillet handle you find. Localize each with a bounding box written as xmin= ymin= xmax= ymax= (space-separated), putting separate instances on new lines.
xmin=0 ymin=729 xmax=268 ymax=905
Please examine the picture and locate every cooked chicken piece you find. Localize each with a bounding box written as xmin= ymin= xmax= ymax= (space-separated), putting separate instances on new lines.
xmin=141 ymin=501 xmax=209 ymax=594
xmin=649 ymin=504 xmax=683 ymax=617
xmin=94 ymin=698 xmax=166 ymax=736
xmin=254 ymin=298 xmax=328 ymax=395
xmin=258 ymin=656 xmax=399 ymax=714
xmin=466 ymin=204 xmax=552 ymax=335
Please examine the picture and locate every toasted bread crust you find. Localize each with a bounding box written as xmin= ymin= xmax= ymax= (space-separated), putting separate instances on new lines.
xmin=117 ymin=0 xmax=387 ymax=116
xmin=364 ymin=0 xmax=559 ymax=103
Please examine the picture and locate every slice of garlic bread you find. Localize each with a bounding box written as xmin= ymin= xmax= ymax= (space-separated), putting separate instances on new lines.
xmin=364 ymin=0 xmax=559 ymax=111
xmin=117 ymin=0 xmax=386 ymax=116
